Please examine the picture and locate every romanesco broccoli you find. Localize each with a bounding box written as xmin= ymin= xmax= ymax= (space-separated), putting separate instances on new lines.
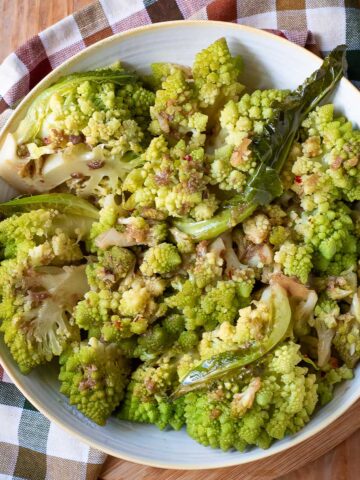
xmin=59 ymin=337 xmax=130 ymax=425
xmin=185 ymin=342 xmax=318 ymax=451
xmin=0 ymin=261 xmax=88 ymax=373
xmin=140 ymin=243 xmax=182 ymax=276
xmin=118 ymin=352 xmax=185 ymax=430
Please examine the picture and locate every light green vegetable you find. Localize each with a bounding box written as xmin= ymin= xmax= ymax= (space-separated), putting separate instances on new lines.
xmin=184 ymin=342 xmax=318 ymax=451
xmin=175 ymin=46 xmax=347 ymax=240
xmin=0 ymin=262 xmax=88 ymax=373
xmin=0 ymin=193 xmax=99 ymax=219
xmin=59 ymin=337 xmax=130 ymax=425
xmin=174 ymin=284 xmax=291 ymax=396
xmin=16 ymin=68 xmax=137 ymax=144
xmin=0 ymin=41 xmax=358 ymax=447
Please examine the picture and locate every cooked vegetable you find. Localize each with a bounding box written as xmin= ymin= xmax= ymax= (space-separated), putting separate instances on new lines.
xmin=0 ymin=41 xmax=358 ymax=451
xmin=0 ymin=193 xmax=99 ymax=219
xmin=0 ymin=67 xmax=154 ymax=199
xmin=16 ymin=68 xmax=137 ymax=144
xmin=174 ymin=284 xmax=291 ymax=395
xmin=118 ymin=351 xmax=186 ymax=430
xmin=174 ymin=46 xmax=347 ymax=240
xmin=59 ymin=337 xmax=130 ymax=425
xmin=184 ymin=342 xmax=318 ymax=451
xmin=0 ymin=262 xmax=88 ymax=373
xmin=0 ymin=208 xmax=90 ymax=263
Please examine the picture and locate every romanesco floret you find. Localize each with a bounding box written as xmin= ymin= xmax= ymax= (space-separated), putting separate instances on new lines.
xmin=294 ymin=202 xmax=356 ymax=265
xmin=208 ymin=143 xmax=247 ymax=191
xmin=14 ymin=75 xmax=153 ymax=200
xmin=149 ymin=64 xmax=207 ymax=141
xmin=0 ymin=209 xmax=87 ymax=264
xmin=317 ymin=365 xmax=353 ymax=405
xmin=189 ymin=238 xmax=225 ymax=288
xmin=140 ymin=243 xmax=182 ymax=276
xmin=118 ymin=353 xmax=185 ymax=430
xmin=208 ymin=89 xmax=289 ymax=192
xmin=133 ymin=314 xmax=186 ymax=360
xmin=0 ymin=261 xmax=88 ymax=373
xmin=274 ymin=241 xmax=313 ymax=284
xmin=123 ymin=136 xmax=216 ymax=220
xmin=59 ymin=337 xmax=130 ymax=425
xmin=333 ymin=319 xmax=360 ymax=365
xmin=199 ymin=283 xmax=285 ymax=360
xmin=301 ymin=104 xmax=360 ymax=202
xmin=83 ymin=116 xmax=144 ymax=157
xmin=185 ymin=341 xmax=318 ymax=451
xmin=312 ymin=233 xmax=357 ymax=276
xmin=218 ymin=89 xmax=289 ymax=146
xmin=242 ymin=213 xmax=271 ymax=245
xmin=167 ymin=279 xmax=247 ymax=332
xmin=89 ymin=195 xmax=167 ymax=251
xmin=88 ymin=194 xmax=120 ymax=248
xmin=169 ymin=227 xmax=195 ymax=254
xmin=36 ymin=75 xmax=154 ymax=155
xmin=192 ymin=38 xmax=244 ymax=111
xmin=75 ymin=270 xmax=167 ymax=340
xmin=332 ymin=290 xmax=360 ymax=367
xmin=116 ymin=82 xmax=155 ymax=129
xmin=86 ymin=246 xmax=135 ymax=290
xmin=117 ymin=314 xmax=198 ymax=361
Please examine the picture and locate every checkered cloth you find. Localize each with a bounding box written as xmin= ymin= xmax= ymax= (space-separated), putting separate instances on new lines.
xmin=0 ymin=1 xmax=359 ymax=479
xmin=0 ymin=366 xmax=106 ymax=480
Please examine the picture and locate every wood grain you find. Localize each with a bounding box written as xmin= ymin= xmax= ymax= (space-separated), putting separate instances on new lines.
xmin=1 ymin=1 xmax=359 ymax=479
xmin=0 ymin=0 xmax=92 ymax=62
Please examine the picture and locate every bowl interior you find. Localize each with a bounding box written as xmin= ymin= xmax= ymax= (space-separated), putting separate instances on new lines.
xmin=0 ymin=21 xmax=359 ymax=469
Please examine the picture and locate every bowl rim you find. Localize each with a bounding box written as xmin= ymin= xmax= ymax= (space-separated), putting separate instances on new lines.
xmin=0 ymin=19 xmax=360 ymax=470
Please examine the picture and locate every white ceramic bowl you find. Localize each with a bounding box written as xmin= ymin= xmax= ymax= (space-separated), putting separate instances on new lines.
xmin=0 ymin=21 xmax=359 ymax=470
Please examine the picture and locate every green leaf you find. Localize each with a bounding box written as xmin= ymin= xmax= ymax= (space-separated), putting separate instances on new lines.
xmin=173 ymin=204 xmax=256 ymax=241
xmin=0 ymin=193 xmax=99 ymax=219
xmin=301 ymin=356 xmax=320 ymax=371
xmin=174 ymin=45 xmax=347 ymax=241
xmin=16 ymin=68 xmax=137 ymax=144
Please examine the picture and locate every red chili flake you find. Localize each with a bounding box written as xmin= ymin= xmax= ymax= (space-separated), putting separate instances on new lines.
xmin=42 ymin=137 xmax=52 ymax=145
xmin=329 ymin=357 xmax=339 ymax=369
xmin=184 ymin=154 xmax=192 ymax=161
xmin=295 ymin=176 xmax=302 ymax=184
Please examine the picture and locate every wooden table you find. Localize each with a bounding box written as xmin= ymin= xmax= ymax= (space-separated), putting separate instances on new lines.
xmin=1 ymin=1 xmax=359 ymax=478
